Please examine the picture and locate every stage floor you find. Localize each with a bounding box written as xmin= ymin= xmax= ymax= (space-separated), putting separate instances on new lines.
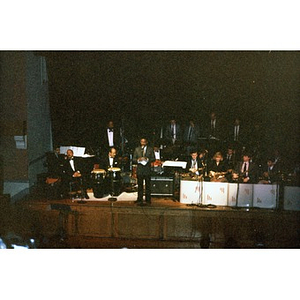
xmin=7 ymin=187 xmax=298 ymax=249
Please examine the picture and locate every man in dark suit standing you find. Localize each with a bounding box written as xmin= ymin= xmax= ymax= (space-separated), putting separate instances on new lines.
xmin=62 ymin=149 xmax=89 ymax=199
xmin=207 ymin=112 xmax=222 ymax=140
xmin=102 ymin=120 xmax=120 ymax=152
xmin=207 ymin=112 xmax=223 ymax=158
xmin=183 ymin=119 xmax=200 ymax=155
xmin=164 ymin=118 xmax=182 ymax=146
xmin=228 ymin=118 xmax=245 ymax=157
xmin=133 ymin=138 xmax=155 ymax=205
xmin=164 ymin=117 xmax=182 ymax=160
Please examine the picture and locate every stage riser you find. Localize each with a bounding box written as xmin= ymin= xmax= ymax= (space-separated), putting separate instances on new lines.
xmin=21 ymin=202 xmax=300 ymax=248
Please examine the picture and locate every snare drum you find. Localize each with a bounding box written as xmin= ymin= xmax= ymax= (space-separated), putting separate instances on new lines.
xmin=91 ymin=169 xmax=106 ymax=198
xmin=107 ymin=167 xmax=122 ymax=196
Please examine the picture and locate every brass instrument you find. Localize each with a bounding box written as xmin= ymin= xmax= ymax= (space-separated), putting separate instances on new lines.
xmin=209 ymin=171 xmax=227 ymax=180
xmin=188 ymin=167 xmax=204 ymax=174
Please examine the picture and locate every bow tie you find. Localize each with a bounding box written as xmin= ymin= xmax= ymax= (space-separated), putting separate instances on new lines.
xmin=109 ymin=129 xmax=113 ymax=132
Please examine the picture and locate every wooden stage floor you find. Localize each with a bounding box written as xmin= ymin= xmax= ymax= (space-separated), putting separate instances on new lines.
xmin=2 ymin=188 xmax=298 ymax=249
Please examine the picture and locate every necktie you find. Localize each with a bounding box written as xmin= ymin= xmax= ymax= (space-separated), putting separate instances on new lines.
xmin=142 ymin=147 xmax=146 ymax=157
xmin=243 ymin=162 xmax=247 ymax=173
xmin=211 ymin=121 xmax=215 ymax=134
xmin=188 ymin=127 xmax=193 ymax=141
xmin=235 ymin=126 xmax=239 ymax=141
xmin=192 ymin=159 xmax=196 ymax=168
xmin=172 ymin=125 xmax=175 ymax=138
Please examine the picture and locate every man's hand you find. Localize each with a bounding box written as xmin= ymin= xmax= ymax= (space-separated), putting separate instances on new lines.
xmin=73 ymin=171 xmax=81 ymax=177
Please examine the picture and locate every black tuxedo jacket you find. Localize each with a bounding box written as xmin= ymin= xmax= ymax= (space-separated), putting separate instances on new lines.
xmin=100 ymin=155 xmax=119 ymax=171
xmin=133 ymin=146 xmax=155 ymax=176
xmin=102 ymin=128 xmax=120 ymax=149
xmin=62 ymin=157 xmax=83 ymax=179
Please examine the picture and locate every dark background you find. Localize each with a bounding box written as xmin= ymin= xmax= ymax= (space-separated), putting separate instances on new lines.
xmin=43 ymin=51 xmax=299 ymax=164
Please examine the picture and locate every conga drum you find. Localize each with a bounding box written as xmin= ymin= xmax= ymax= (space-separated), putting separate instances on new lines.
xmin=91 ymin=169 xmax=106 ymax=198
xmin=107 ymin=167 xmax=122 ymax=196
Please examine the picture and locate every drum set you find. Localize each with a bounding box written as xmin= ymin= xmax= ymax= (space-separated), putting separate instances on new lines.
xmin=91 ymin=167 xmax=122 ymax=198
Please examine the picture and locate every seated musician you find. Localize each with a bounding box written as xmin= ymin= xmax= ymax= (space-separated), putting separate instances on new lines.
xmin=100 ymin=147 xmax=119 ymax=170
xmin=198 ymin=149 xmax=209 ymax=175
xmin=223 ymin=146 xmax=236 ymax=182
xmin=62 ymin=149 xmax=89 ymax=199
xmin=185 ymin=150 xmax=202 ymax=177
xmin=100 ymin=147 xmax=121 ymax=194
xmin=258 ymin=157 xmax=280 ymax=184
xmin=232 ymin=153 xmax=258 ymax=183
xmin=208 ymin=152 xmax=227 ymax=182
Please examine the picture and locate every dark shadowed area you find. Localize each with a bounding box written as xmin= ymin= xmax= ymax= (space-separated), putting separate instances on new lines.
xmin=43 ymin=51 xmax=299 ymax=163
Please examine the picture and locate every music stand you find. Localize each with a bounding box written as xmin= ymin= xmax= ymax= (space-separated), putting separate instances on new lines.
xmin=162 ymin=160 xmax=187 ymax=202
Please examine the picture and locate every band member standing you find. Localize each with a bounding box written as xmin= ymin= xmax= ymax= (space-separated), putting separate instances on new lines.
xmin=164 ymin=117 xmax=182 ymax=160
xmin=228 ymin=118 xmax=245 ymax=157
xmin=62 ymin=149 xmax=89 ymax=199
xmin=133 ymin=138 xmax=155 ymax=205
xmin=207 ymin=112 xmax=222 ymax=140
xmin=207 ymin=112 xmax=223 ymax=158
xmin=183 ymin=119 xmax=200 ymax=155
xmin=164 ymin=118 xmax=182 ymax=146
xmin=102 ymin=120 xmax=120 ymax=151
xmin=151 ymin=121 xmax=165 ymax=149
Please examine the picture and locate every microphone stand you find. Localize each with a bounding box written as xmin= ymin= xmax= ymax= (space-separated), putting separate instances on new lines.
xmin=77 ymin=177 xmax=87 ymax=204
xmin=230 ymin=174 xmax=241 ymax=210
xmin=196 ymin=174 xmax=205 ymax=208
xmin=108 ymin=169 xmax=118 ymax=202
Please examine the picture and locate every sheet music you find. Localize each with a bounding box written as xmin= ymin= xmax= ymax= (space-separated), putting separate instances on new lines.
xmin=60 ymin=146 xmax=86 ymax=157
xmin=162 ymin=160 xmax=187 ymax=169
xmin=138 ymin=158 xmax=149 ymax=166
